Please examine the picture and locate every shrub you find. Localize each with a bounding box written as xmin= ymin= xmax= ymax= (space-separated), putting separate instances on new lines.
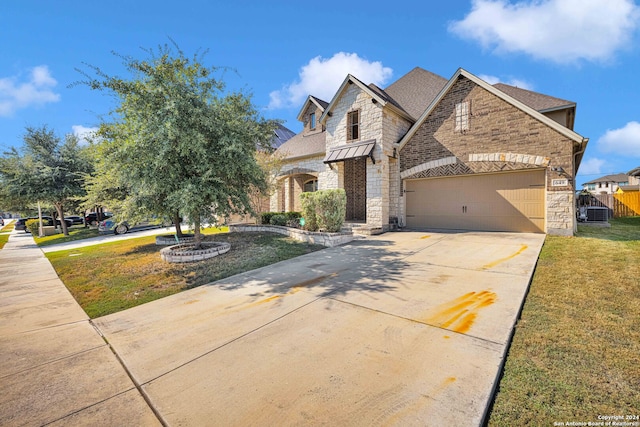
xmin=25 ymin=219 xmax=41 ymax=235
xmin=300 ymin=192 xmax=318 ymax=231
xmin=314 ymin=189 xmax=346 ymax=232
xmin=260 ymin=212 xmax=276 ymax=225
xmin=285 ymin=211 xmax=302 ymax=227
xmin=269 ymin=214 xmax=288 ymax=226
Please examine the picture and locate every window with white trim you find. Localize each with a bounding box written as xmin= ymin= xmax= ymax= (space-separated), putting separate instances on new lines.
xmin=310 ymin=112 xmax=316 ymax=130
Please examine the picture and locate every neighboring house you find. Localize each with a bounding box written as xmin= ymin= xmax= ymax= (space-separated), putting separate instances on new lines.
xmin=621 ymin=167 xmax=640 ymax=192
xmin=582 ymin=173 xmax=640 ymax=194
xmin=273 ymin=67 xmax=589 ymax=236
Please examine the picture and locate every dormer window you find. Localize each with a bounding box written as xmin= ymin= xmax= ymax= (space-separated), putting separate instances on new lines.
xmin=310 ymin=113 xmax=316 ymax=130
xmin=347 ymin=110 xmax=359 ymax=141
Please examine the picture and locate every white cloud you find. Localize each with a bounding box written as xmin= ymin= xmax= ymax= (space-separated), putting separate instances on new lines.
xmin=578 ymin=157 xmax=607 ymax=175
xmin=269 ymin=52 xmax=393 ymax=109
xmin=597 ymin=121 xmax=640 ymax=157
xmin=449 ymin=0 xmax=640 ymax=63
xmin=0 ymin=65 xmax=60 ymax=117
xmin=478 ymin=74 xmax=533 ymax=90
xmin=72 ymin=125 xmax=99 ymax=145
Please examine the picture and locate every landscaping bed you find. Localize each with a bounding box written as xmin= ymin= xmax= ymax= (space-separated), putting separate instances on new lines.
xmin=46 ymin=231 xmax=324 ymax=318
xmin=488 ymin=217 xmax=640 ymax=425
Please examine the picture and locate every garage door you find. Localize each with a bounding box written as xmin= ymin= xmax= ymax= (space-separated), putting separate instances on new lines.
xmin=405 ymin=170 xmax=545 ymax=233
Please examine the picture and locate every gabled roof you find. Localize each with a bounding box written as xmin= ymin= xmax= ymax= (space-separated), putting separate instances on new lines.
xmin=582 ymin=173 xmax=631 ymax=185
xmin=274 ymin=130 xmax=326 ymax=160
xmin=493 ymin=83 xmax=575 ymax=112
xmin=383 ymin=67 xmax=448 ymax=120
xmin=319 ymin=74 xmax=414 ymax=124
xmin=397 ymin=68 xmax=587 ymax=150
xmin=296 ymin=95 xmax=329 ymax=122
xmin=628 ymin=166 xmax=640 ymax=176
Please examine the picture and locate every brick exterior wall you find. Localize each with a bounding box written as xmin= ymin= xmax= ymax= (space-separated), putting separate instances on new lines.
xmin=399 ymin=75 xmax=578 ymax=235
xmin=300 ymin=102 xmax=324 ymax=135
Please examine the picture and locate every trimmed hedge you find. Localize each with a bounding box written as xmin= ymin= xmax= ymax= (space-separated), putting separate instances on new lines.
xmin=300 ymin=189 xmax=346 ymax=233
xmin=261 ymin=211 xmax=302 ymax=226
xmin=269 ymin=214 xmax=287 ymax=226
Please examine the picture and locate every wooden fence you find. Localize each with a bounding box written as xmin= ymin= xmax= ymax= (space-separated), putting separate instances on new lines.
xmin=581 ymin=193 xmax=640 ymax=218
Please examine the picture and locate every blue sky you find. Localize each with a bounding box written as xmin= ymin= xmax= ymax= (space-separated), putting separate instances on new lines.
xmin=1 ymin=0 xmax=639 ymax=185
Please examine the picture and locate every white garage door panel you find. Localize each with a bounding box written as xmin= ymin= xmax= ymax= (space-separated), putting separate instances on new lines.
xmin=405 ymin=170 xmax=545 ymax=233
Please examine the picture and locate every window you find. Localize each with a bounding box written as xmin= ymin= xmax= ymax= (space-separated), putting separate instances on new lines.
xmin=587 ymin=184 xmax=596 ymax=191
xmin=347 ymin=110 xmax=359 ymax=141
xmin=598 ymin=183 xmax=602 ymax=188
xmin=303 ymin=179 xmax=318 ymax=192
xmin=455 ymin=101 xmax=470 ymax=132
xmin=310 ymin=113 xmax=316 ymax=130
xmin=619 ymin=181 xmax=629 ymax=186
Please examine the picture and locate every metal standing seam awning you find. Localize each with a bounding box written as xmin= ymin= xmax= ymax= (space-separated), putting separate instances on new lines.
xmin=323 ymin=139 xmax=376 ymax=164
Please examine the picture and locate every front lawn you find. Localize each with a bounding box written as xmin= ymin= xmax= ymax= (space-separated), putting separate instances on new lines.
xmin=488 ymin=217 xmax=640 ymax=425
xmin=46 ymin=231 xmax=324 ymax=318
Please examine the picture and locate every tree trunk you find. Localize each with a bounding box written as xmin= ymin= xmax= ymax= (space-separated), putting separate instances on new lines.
xmin=173 ymin=211 xmax=183 ymax=237
xmin=193 ymin=216 xmax=203 ymax=250
xmin=54 ymin=203 xmax=69 ymax=236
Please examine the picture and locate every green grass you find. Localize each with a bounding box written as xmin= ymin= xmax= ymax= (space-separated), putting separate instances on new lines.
xmin=488 ymin=217 xmax=640 ymax=425
xmin=33 ymin=226 xmax=100 ymax=246
xmin=32 ymin=225 xmax=228 ymax=247
xmin=0 ymin=233 xmax=9 ymax=249
xmin=46 ymin=231 xmax=323 ymax=318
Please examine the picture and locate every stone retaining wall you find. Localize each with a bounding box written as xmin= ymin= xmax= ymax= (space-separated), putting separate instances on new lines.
xmin=160 ymin=242 xmax=231 ymax=263
xmin=229 ymin=224 xmax=355 ymax=247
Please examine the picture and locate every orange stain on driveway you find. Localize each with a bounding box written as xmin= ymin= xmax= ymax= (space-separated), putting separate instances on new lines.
xmin=423 ymin=291 xmax=497 ymax=334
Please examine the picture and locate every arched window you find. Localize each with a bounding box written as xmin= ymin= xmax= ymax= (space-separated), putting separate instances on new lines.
xmin=303 ymin=179 xmax=318 ymax=192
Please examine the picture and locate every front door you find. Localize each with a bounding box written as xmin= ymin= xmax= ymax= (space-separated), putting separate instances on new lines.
xmin=344 ymin=157 xmax=367 ymax=221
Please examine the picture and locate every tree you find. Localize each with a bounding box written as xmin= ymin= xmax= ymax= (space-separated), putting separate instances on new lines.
xmin=246 ymin=150 xmax=285 ymax=222
xmin=76 ymin=43 xmax=276 ymax=247
xmin=0 ymin=126 xmax=92 ymax=236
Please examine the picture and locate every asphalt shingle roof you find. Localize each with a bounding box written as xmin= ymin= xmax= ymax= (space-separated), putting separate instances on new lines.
xmin=583 ymin=173 xmax=631 ymax=185
xmin=493 ymin=83 xmax=574 ymax=111
xmin=275 ymin=131 xmax=326 ymax=160
xmin=383 ymin=67 xmax=448 ymax=120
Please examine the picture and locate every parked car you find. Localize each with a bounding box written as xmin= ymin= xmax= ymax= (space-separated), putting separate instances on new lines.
xmin=85 ymin=212 xmax=113 ymax=226
xmin=98 ymin=217 xmax=170 ymax=235
xmin=14 ymin=216 xmax=72 ymax=232
xmin=66 ymin=215 xmax=85 ymax=225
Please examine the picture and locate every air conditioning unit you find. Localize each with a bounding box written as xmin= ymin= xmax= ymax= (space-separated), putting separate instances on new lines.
xmin=586 ymin=207 xmax=609 ymax=222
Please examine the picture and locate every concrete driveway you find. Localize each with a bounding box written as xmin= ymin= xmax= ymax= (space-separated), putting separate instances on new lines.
xmin=94 ymin=230 xmax=545 ymax=426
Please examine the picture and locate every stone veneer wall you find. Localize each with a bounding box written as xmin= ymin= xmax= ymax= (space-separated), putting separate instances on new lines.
xmin=323 ymin=83 xmax=412 ymax=229
xmin=400 ymin=75 xmax=578 ymax=235
xmin=271 ymin=156 xmax=324 ymax=212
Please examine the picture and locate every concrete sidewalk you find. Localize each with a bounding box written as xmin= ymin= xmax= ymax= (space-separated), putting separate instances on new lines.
xmin=0 ymin=230 xmax=160 ymax=426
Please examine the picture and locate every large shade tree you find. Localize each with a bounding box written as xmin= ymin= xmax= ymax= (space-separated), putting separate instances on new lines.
xmin=0 ymin=126 xmax=92 ymax=235
xmin=76 ymin=44 xmax=276 ymax=247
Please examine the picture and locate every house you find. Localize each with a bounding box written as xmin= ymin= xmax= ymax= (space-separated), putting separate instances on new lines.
xmin=582 ymin=173 xmax=640 ymax=194
xmin=272 ymin=67 xmax=589 ymax=236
